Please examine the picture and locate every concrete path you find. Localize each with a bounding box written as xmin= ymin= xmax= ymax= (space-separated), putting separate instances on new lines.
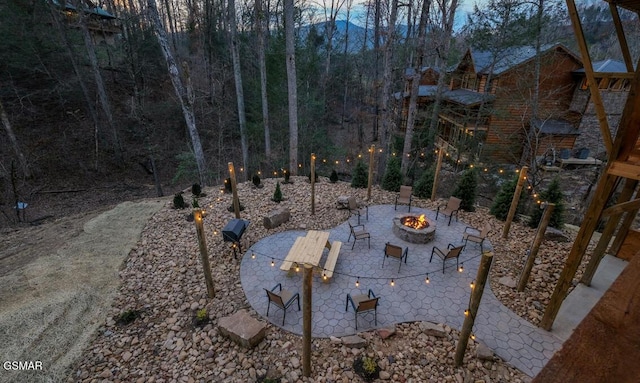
xmin=240 ymin=205 xmax=563 ymax=377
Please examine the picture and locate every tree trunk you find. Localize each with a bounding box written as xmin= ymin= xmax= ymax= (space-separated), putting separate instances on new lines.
xmin=379 ymin=0 xmax=399 ymax=164
xmin=74 ymin=0 xmax=122 ymax=158
xmin=148 ymin=0 xmax=208 ymax=186
xmin=229 ymin=0 xmax=249 ymax=180
xmin=285 ymin=0 xmax=299 ymax=175
xmin=0 ymin=101 xmax=30 ymax=178
xmin=340 ymin=0 xmax=353 ymax=130
xmin=401 ymin=0 xmax=431 ymax=178
xmin=256 ymin=0 xmax=272 ymax=159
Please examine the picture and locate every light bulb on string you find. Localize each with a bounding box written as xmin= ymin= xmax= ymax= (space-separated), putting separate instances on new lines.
xmin=251 ymin=253 xmax=256 ymax=259
xmin=425 ymin=274 xmax=430 ymax=284
xmin=390 ymin=279 xmax=395 ymax=287
xmin=294 ymin=263 xmax=300 ymax=272
xmin=458 ymin=263 xmax=464 ymax=273
xmin=323 ymin=272 xmax=327 ymax=281
xmin=470 ymin=280 xmax=475 ymax=289
xmin=270 ymin=258 xmax=275 ymax=267
xmin=355 ymin=277 xmax=360 ymax=288
xmin=464 ymin=309 xmax=469 ymax=317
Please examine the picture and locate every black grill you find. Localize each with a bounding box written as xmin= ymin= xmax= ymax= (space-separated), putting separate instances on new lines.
xmin=222 ymin=219 xmax=250 ymax=257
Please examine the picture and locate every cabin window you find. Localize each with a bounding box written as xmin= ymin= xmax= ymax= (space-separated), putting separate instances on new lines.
xmin=461 ymin=73 xmax=477 ymax=91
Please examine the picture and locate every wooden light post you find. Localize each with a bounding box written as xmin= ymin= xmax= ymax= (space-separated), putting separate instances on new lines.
xmin=517 ymin=203 xmax=555 ymax=292
xmin=367 ymin=145 xmax=375 ymax=201
xmin=311 ymin=153 xmax=316 ymax=215
xmin=193 ymin=208 xmax=215 ymax=298
xmin=431 ymin=144 xmax=444 ymax=201
xmin=502 ymin=166 xmax=528 ymax=238
xmin=302 ymin=263 xmax=313 ymax=377
xmin=228 ymin=162 xmax=240 ymax=219
xmin=455 ymin=251 xmax=493 ymax=366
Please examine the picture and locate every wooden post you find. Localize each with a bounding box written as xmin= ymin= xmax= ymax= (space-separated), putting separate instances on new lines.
xmin=228 ymin=162 xmax=240 ymax=219
xmin=581 ymin=179 xmax=637 ymax=286
xmin=311 ymin=153 xmax=316 ymax=215
xmin=517 ymin=203 xmax=555 ymax=292
xmin=503 ymin=166 xmax=528 ymax=239
xmin=193 ymin=209 xmax=215 ymax=298
xmin=367 ymin=145 xmax=375 ymax=201
xmin=608 ymin=207 xmax=638 ymax=256
xmin=302 ymin=263 xmax=312 ymax=377
xmin=455 ymin=251 xmax=493 ymax=366
xmin=431 ymin=146 xmax=444 ymax=201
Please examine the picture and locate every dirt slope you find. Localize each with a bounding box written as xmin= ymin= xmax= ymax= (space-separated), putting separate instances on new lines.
xmin=0 ymin=199 xmax=165 ymax=383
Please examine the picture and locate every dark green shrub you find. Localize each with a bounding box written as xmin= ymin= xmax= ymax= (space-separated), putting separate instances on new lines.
xmin=272 ymin=181 xmax=283 ymax=202
xmin=351 ymin=161 xmax=368 ymax=188
xmin=381 ymin=156 xmax=402 ymax=192
xmin=528 ymin=177 xmax=565 ymax=229
xmin=173 ymin=193 xmax=187 ymax=209
xmin=192 ymin=198 xmax=199 ymax=208
xmin=329 ymin=169 xmax=339 ymax=183
xmin=283 ymin=169 xmax=292 ymax=183
xmin=252 ymin=174 xmax=263 ymax=188
xmin=224 ymin=178 xmax=232 ymax=193
xmin=191 ymin=183 xmax=201 ymax=196
xmin=353 ymin=356 xmax=380 ymax=382
xmin=452 ymin=168 xmax=478 ymax=211
xmin=116 ymin=309 xmax=141 ymax=326
xmin=413 ymin=167 xmax=435 ymax=198
xmin=490 ymin=175 xmax=527 ymax=220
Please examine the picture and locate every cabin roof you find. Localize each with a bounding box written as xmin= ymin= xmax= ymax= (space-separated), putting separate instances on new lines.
xmin=50 ymin=0 xmax=117 ymax=19
xmin=468 ymin=43 xmax=580 ymax=76
xmin=573 ymin=59 xmax=632 ymax=73
xmin=533 ymin=119 xmax=580 ymax=135
xmin=604 ymin=0 xmax=640 ymax=12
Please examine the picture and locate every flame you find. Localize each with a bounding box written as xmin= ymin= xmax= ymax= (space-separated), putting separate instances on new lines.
xmin=402 ymin=214 xmax=428 ymax=230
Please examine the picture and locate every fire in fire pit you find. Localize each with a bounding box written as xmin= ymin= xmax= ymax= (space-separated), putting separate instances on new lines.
xmin=402 ymin=214 xmax=428 ymax=230
xmin=392 ymin=214 xmax=436 ymax=244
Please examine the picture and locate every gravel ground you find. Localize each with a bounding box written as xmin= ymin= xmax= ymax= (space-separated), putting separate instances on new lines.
xmin=19 ymin=176 xmax=591 ymax=382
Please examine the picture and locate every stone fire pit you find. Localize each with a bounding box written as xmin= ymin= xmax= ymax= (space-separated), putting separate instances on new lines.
xmin=392 ymin=214 xmax=436 ymax=244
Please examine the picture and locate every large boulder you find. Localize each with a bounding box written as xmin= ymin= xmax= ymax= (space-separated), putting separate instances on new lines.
xmin=218 ymin=309 xmax=267 ymax=349
xmin=263 ymin=208 xmax=290 ymax=229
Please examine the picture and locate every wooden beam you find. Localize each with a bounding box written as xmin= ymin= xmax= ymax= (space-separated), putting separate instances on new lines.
xmin=602 ymin=197 xmax=640 ymax=217
xmin=609 ymin=207 xmax=639 ymax=256
xmin=607 ymin=161 xmax=640 ymax=180
xmin=566 ymin=0 xmax=613 ymax=155
xmin=581 ymin=179 xmax=637 ymax=286
xmin=609 ymin=3 xmax=635 ymax=72
xmin=503 ymin=166 xmax=528 ymax=239
xmin=614 ymin=59 xmax=640 ymax=161
xmin=589 ymin=72 xmax=635 ymax=79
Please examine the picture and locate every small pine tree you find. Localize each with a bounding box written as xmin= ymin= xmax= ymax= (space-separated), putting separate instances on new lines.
xmin=273 ymin=181 xmax=283 ymax=202
xmin=191 ymin=183 xmax=201 ymax=196
xmin=173 ymin=193 xmax=187 ymax=209
xmin=413 ymin=167 xmax=435 ymax=198
xmin=252 ymin=174 xmax=261 ymax=187
xmin=351 ymin=161 xmax=368 ymax=188
xmin=490 ymin=175 xmax=527 ymax=220
xmin=192 ymin=198 xmax=199 ymax=208
xmin=284 ymin=169 xmax=291 ymax=183
xmin=381 ymin=156 xmax=402 ymax=192
xmin=528 ymin=177 xmax=565 ymax=229
xmin=329 ymin=169 xmax=339 ymax=183
xmin=224 ymin=178 xmax=232 ymax=193
xmin=452 ymin=168 xmax=478 ymax=211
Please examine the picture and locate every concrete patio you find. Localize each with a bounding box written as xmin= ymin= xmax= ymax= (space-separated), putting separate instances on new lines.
xmin=241 ymin=204 xmax=565 ymax=376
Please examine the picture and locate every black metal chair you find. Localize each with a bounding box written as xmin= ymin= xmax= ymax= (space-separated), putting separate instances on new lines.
xmin=382 ymin=242 xmax=408 ymax=272
xmin=264 ymin=283 xmax=300 ymax=325
xmin=435 ymin=197 xmax=461 ymax=226
xmin=348 ymin=221 xmax=371 ymax=249
xmin=430 ymin=243 xmax=464 ymax=273
xmin=346 ymin=289 xmax=379 ymax=330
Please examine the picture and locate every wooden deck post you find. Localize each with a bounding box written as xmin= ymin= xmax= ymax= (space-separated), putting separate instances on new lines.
xmin=455 ymin=251 xmax=493 ymax=366
xmin=581 ymin=179 xmax=636 ymax=286
xmin=503 ymin=166 xmax=528 ymax=239
xmin=431 ymin=146 xmax=444 ymax=201
xmin=311 ymin=153 xmax=316 ymax=215
xmin=518 ymin=203 xmax=554 ymax=292
xmin=193 ymin=209 xmax=215 ymax=298
xmin=302 ymin=263 xmax=313 ymax=377
xmin=367 ymin=145 xmax=375 ymax=201
xmin=228 ymin=162 xmax=240 ymax=219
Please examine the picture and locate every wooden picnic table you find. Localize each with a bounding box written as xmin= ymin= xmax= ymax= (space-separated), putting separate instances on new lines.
xmin=280 ymin=230 xmax=331 ymax=270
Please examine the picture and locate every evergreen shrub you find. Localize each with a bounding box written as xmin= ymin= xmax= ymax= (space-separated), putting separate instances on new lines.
xmin=528 ymin=177 xmax=565 ymax=229
xmin=452 ymin=168 xmax=478 ymax=211
xmin=381 ymin=156 xmax=402 ymax=192
xmin=414 ymin=167 xmax=435 ymax=198
xmin=351 ymin=161 xmax=368 ymax=188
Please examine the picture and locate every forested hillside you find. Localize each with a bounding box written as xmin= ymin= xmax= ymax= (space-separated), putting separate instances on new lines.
xmin=0 ymin=0 xmax=635 ymax=225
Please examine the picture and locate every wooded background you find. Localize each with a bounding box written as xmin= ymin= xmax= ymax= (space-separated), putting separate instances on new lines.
xmin=1 ymin=0 xmax=637 ymax=223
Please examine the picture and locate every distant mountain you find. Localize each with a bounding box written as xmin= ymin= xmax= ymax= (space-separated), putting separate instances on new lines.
xmin=298 ymin=20 xmax=409 ymax=53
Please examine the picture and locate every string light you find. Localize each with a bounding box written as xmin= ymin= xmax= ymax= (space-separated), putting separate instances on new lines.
xmin=270 ymin=258 xmax=275 ymax=267
xmin=470 ymin=333 xmax=476 ymax=340
xmin=323 ymin=272 xmax=327 ymax=281
xmin=390 ymin=279 xmax=395 ymax=287
xmin=295 ymin=263 xmax=300 ymax=272
xmin=464 ymin=309 xmax=469 ymax=316
xmin=355 ymin=277 xmax=360 ymax=288
xmin=458 ymin=263 xmax=464 ymax=273
xmin=470 ymin=280 xmax=475 ymax=289
xmin=251 ymin=253 xmax=256 ymax=259
xmin=425 ymin=274 xmax=430 ymax=284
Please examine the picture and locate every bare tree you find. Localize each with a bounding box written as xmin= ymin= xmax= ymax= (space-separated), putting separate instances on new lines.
xmin=228 ymin=0 xmax=249 ymax=180
xmin=285 ymin=0 xmax=299 ymax=174
xmin=147 ymin=0 xmax=208 ymax=186
xmin=256 ymin=0 xmax=272 ymax=159
xmin=380 ymin=0 xmax=400 ymax=154
xmin=0 ymin=100 xmax=30 ymax=178
xmin=401 ymin=0 xmax=432 ymax=178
